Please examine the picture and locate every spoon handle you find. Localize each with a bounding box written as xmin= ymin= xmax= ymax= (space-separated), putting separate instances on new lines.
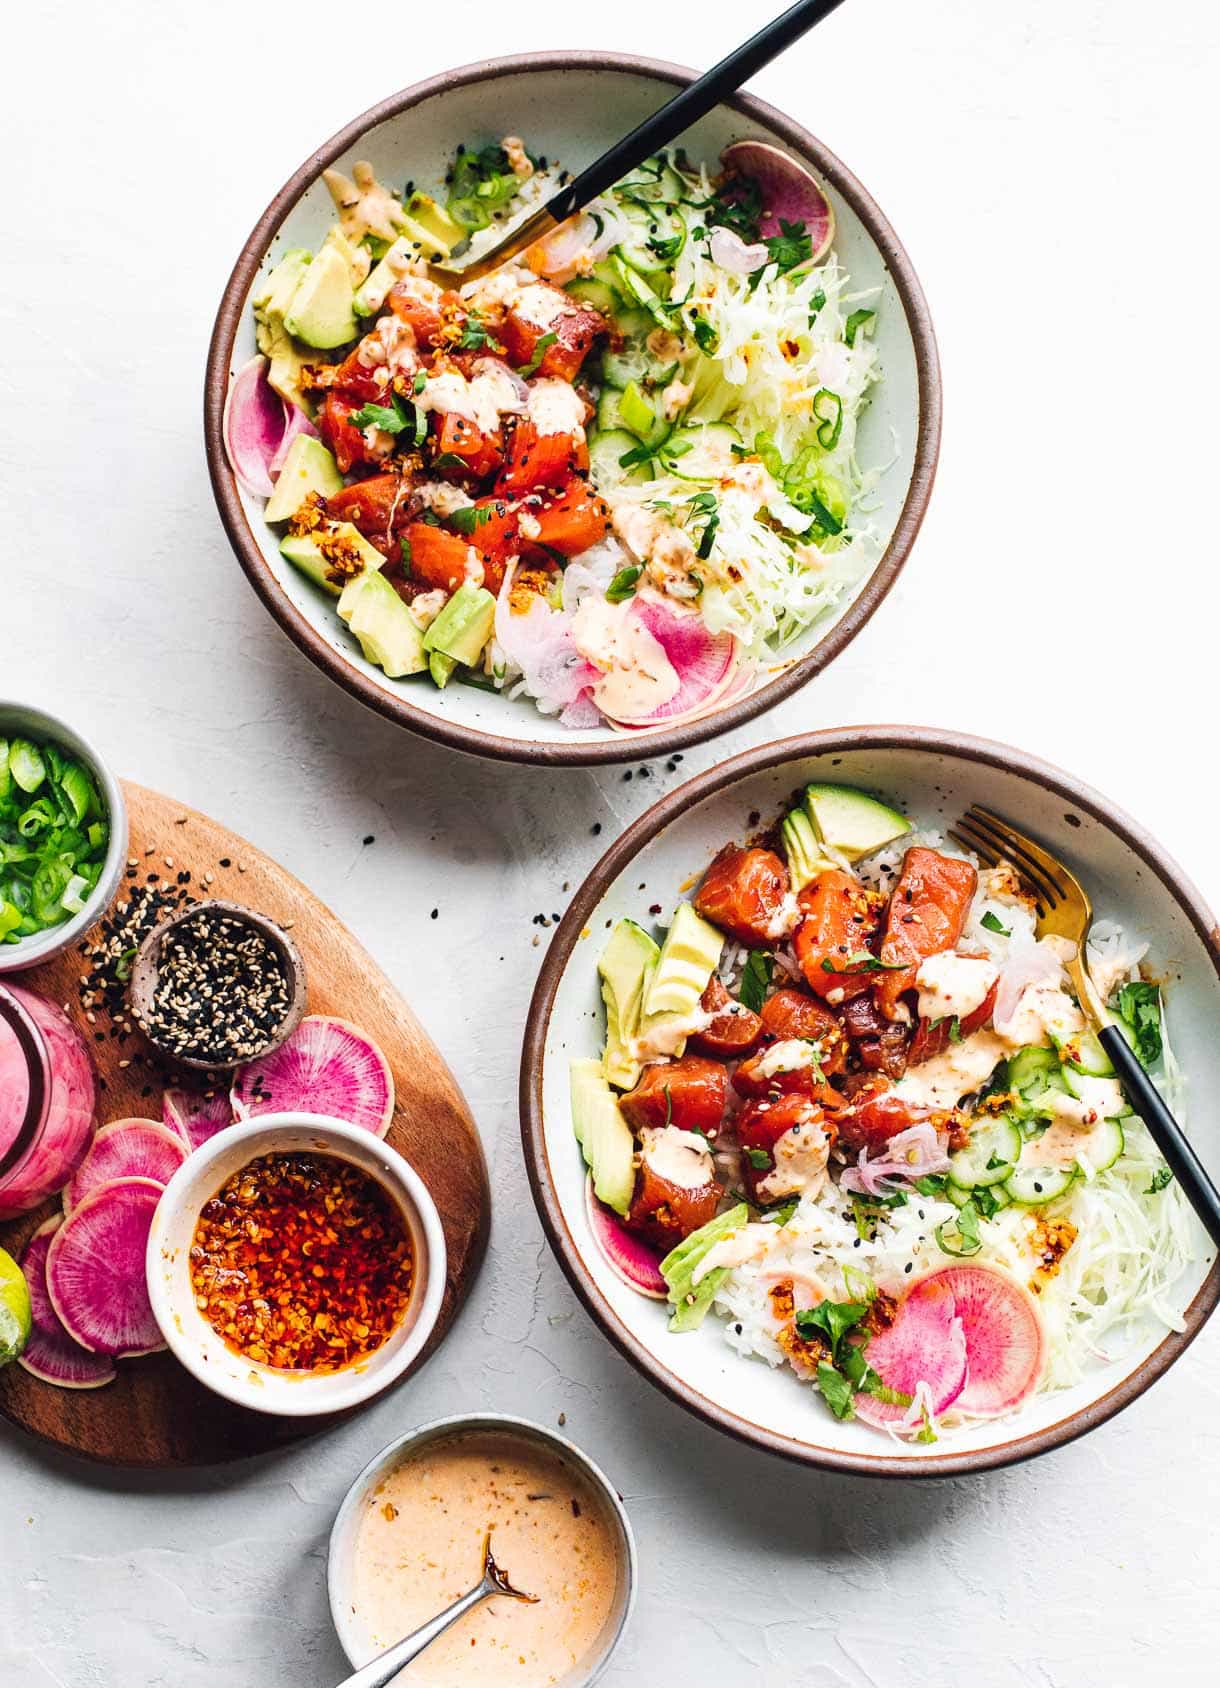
xmin=545 ymin=0 xmax=848 ymax=224
xmin=335 ymin=1581 xmax=490 ymax=1688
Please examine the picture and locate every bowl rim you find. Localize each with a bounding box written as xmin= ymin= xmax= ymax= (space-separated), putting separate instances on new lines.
xmin=146 ymin=1111 xmax=448 ymax=1416
xmin=519 ymin=725 xmax=1220 ymax=1476
xmin=204 ymin=50 xmax=942 ymax=767
xmin=326 ymin=1410 xmax=638 ymax=1684
xmin=0 ymin=699 xmax=129 ymax=972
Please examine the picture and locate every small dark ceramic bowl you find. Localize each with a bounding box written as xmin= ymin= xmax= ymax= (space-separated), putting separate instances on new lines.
xmin=128 ymin=897 xmax=306 ymax=1072
xmin=205 ymin=53 xmax=941 ymax=766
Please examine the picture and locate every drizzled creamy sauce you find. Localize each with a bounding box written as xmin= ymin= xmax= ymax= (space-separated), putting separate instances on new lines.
xmin=351 ymin=1432 xmax=620 ymax=1686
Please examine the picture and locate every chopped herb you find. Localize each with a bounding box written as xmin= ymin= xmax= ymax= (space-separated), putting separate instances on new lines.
xmin=449 ymin=504 xmax=494 ymax=537
xmin=820 ymin=950 xmax=904 ymax=974
xmin=815 ymin=1360 xmax=856 ymax=1420
xmin=412 ymin=370 xmax=427 ymax=394
xmin=605 ymin=564 xmax=642 ymax=604
xmin=812 ymin=389 xmax=843 ymax=451
xmin=913 ymin=1173 xmax=948 ymax=1197
xmin=748 ymin=218 xmax=813 ymax=289
xmin=399 ymin=536 xmax=413 ymax=569
xmin=1145 ymin=1167 xmax=1174 ymax=1195
xmin=517 ymin=331 xmax=558 ymax=377
xmin=767 ymin=1197 xmax=800 ymax=1225
xmin=456 ymin=312 xmax=501 ymax=353
xmin=948 ymin=1016 xmax=963 ymax=1044
xmin=745 ymin=1147 xmax=772 ymax=1170
xmin=692 ymin=313 xmax=718 ymax=354
xmin=808 ymin=287 xmax=827 ymax=323
xmin=1115 ymin=980 xmax=1163 ymax=1066
xmin=795 ymin=1297 xmax=870 ymax=1361
xmin=981 ymin=910 xmax=1011 ymax=936
xmin=844 ymin=308 xmax=876 ymax=347
xmin=935 ymin=1199 xmax=983 ymax=1257
xmin=618 ymin=441 xmax=654 ymax=469
xmin=432 ymin=452 xmax=467 ymax=471
xmin=685 ymin=490 xmax=720 ymax=559
xmin=971 ymin=1184 xmax=1005 ymax=1220
xmin=739 ymin=950 xmax=773 ymax=1014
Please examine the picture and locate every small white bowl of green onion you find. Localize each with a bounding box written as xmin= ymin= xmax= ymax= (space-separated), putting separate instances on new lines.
xmin=0 ymin=703 xmax=128 ymax=972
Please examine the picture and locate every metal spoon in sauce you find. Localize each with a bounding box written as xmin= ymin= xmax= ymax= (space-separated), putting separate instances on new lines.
xmin=334 ymin=1533 xmax=538 ymax=1687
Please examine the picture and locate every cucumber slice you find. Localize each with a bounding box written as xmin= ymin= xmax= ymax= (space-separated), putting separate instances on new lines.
xmin=948 ymin=1115 xmax=1022 ymax=1190
xmin=1008 ymin=1046 xmax=1059 ymax=1094
xmin=566 ymin=277 xmax=620 ymax=315
xmin=601 ymin=341 xmax=652 ymax=390
xmin=587 ymin=428 xmax=650 ymax=487
xmin=1003 ymin=1164 xmax=1078 ymax=1205
xmin=1070 ymin=1116 xmax=1125 ymax=1176
xmin=1059 ymin=1070 xmax=1130 ymax=1117
xmin=1059 ymin=1029 xmax=1116 ymax=1078
xmin=596 ymin=387 xmax=633 ymax=432
xmin=610 ymin=252 xmax=673 ymax=330
xmin=946 ymin=1180 xmax=1012 ymax=1212
xmin=659 ymin=421 xmax=741 ymax=479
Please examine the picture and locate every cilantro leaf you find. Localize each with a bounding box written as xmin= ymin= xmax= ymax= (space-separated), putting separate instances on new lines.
xmin=738 ymin=950 xmax=773 ymax=1014
xmin=449 ymin=504 xmax=493 ymax=537
xmin=820 ymin=951 xmax=904 ymax=975
xmin=1115 ymin=981 xmax=1163 ymax=1066
xmin=350 ymin=392 xmax=425 ymax=446
xmin=815 ymin=1361 xmax=856 ymax=1420
xmin=748 ymin=218 xmax=813 ymax=289
xmin=981 ymin=910 xmax=1011 ymax=936
xmin=795 ymin=1298 xmax=870 ymax=1362
xmin=935 ymin=1199 xmax=983 ymax=1257
xmin=1145 ymin=1167 xmax=1174 ymax=1195
xmin=605 ymin=564 xmax=642 ymax=604
xmin=745 ymin=1147 xmax=772 ymax=1170
xmin=517 ymin=331 xmax=558 ymax=377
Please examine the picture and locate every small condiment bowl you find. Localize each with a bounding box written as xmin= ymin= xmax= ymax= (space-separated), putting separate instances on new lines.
xmin=328 ymin=1414 xmax=637 ymax=1686
xmin=146 ymin=1112 xmax=447 ymax=1416
xmin=128 ymin=897 xmax=307 ymax=1071
xmin=0 ymin=700 xmax=128 ymax=974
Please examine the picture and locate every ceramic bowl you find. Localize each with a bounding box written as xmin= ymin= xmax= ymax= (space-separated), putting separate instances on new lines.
xmin=520 ymin=728 xmax=1220 ymax=1475
xmin=205 ymin=52 xmax=941 ymax=766
xmin=147 ymin=1112 xmax=446 ymax=1416
xmin=0 ymin=700 xmax=128 ymax=973
xmin=328 ymin=1413 xmax=636 ymax=1685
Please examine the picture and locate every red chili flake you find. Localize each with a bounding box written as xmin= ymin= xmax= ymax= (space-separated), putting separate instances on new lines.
xmin=189 ymin=1152 xmax=413 ymax=1372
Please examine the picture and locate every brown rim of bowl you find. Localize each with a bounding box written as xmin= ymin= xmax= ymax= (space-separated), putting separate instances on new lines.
xmin=519 ymin=726 xmax=1220 ymax=1477
xmin=128 ymin=897 xmax=308 ymax=1073
xmin=204 ymin=52 xmax=942 ymax=767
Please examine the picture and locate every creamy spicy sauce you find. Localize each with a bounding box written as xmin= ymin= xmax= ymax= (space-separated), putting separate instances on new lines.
xmin=351 ymin=1431 xmax=620 ymax=1686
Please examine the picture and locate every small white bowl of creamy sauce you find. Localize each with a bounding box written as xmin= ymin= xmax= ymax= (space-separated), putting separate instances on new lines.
xmin=328 ymin=1414 xmax=636 ymax=1686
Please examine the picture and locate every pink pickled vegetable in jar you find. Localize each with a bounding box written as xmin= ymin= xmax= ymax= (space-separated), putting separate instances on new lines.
xmin=0 ymin=983 xmax=95 ymax=1218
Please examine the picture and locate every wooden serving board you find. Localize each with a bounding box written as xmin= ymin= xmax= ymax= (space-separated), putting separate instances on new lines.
xmin=0 ymin=782 xmax=490 ymax=1466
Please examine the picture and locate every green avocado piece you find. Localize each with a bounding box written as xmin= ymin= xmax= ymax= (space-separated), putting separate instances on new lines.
xmin=423 ymin=584 xmax=495 ymax=667
xmin=780 ymin=807 xmax=828 ymax=892
xmin=253 ymin=249 xmax=316 ymax=413
xmin=406 ymin=192 xmax=465 ymax=254
xmin=263 ymin=436 xmax=343 ymax=523
xmin=319 ymin=225 xmax=371 ymax=288
xmin=660 ymin=1203 xmax=751 ymax=1331
xmin=284 ymin=244 xmax=358 ymax=350
xmin=569 ymin=1058 xmax=635 ymax=1216
xmin=599 ymin=919 xmax=661 ymax=1091
xmin=252 ymin=248 xmax=311 ymax=320
xmin=803 ymin=783 xmax=912 ymax=862
xmin=428 ymin=650 xmax=458 ymax=689
xmin=337 ymin=570 xmax=427 ymax=678
xmin=354 ymin=237 xmax=415 ymax=316
xmin=643 ymin=902 xmax=724 ymax=1019
xmin=280 ymin=521 xmax=381 ymax=596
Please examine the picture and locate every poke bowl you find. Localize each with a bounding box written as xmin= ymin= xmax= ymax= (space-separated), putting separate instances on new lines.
xmin=520 ymin=729 xmax=1220 ymax=1474
xmin=205 ymin=53 xmax=940 ymax=765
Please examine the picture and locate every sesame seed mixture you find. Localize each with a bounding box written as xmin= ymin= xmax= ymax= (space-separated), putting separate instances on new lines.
xmin=142 ymin=909 xmax=289 ymax=1063
xmin=190 ymin=1151 xmax=413 ymax=1372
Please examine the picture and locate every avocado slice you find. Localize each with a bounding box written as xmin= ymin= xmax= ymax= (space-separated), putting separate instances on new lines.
xmin=264 ymin=436 xmax=343 ymax=523
xmin=355 ymin=237 xmax=417 ymax=316
xmin=780 ymin=807 xmax=828 ymax=892
xmin=422 ymin=584 xmax=496 ymax=683
xmin=280 ymin=521 xmax=381 ymax=596
xmin=803 ymin=783 xmax=912 ymax=862
xmin=337 ymin=570 xmax=427 ymax=678
xmin=406 ymin=192 xmax=464 ymax=254
xmin=284 ymin=244 xmax=358 ymax=350
xmin=643 ymin=902 xmax=724 ymax=1019
xmin=319 ymin=225 xmax=371 ymax=288
xmin=569 ymin=1058 xmax=636 ymax=1216
xmin=428 ymin=650 xmax=458 ymax=689
xmin=599 ymin=919 xmax=661 ymax=1091
xmin=660 ymin=1203 xmax=751 ymax=1331
xmin=253 ymin=249 xmax=316 ymax=413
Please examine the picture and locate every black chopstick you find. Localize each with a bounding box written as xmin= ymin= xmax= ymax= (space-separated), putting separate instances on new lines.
xmin=544 ymin=0 xmax=848 ymax=226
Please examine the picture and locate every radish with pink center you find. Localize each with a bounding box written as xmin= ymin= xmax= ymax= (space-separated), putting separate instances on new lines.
xmin=18 ymin=1218 xmax=116 ymax=1389
xmin=719 ymin=140 xmax=835 ymax=262
xmin=63 ymin=1119 xmax=187 ymax=1214
xmin=45 ymin=1176 xmax=165 ymax=1358
xmin=162 ymin=1086 xmax=235 ymax=1151
xmin=585 ymin=1176 xmax=666 ymax=1299
xmin=853 ymin=1279 xmax=968 ymax=1428
xmin=230 ymin=1015 xmax=394 ymax=1137
xmin=916 ymin=1264 xmax=1046 ymax=1418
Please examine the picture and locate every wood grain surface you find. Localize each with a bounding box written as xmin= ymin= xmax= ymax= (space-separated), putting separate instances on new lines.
xmin=0 ymin=782 xmax=490 ymax=1466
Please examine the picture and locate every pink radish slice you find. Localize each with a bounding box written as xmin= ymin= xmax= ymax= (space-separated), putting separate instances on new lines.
xmin=604 ymin=595 xmax=737 ymax=727
xmin=63 ymin=1119 xmax=187 ymax=1215
xmin=19 ymin=1219 xmax=116 ymax=1388
xmin=45 ymin=1177 xmax=165 ymax=1358
xmin=916 ymin=1264 xmax=1046 ymax=1417
xmin=222 ymin=355 xmax=290 ymax=497
xmin=162 ymin=1086 xmax=235 ymax=1151
xmin=854 ymin=1279 xmax=968 ymax=1428
xmin=268 ymin=405 xmax=318 ymax=478
xmin=231 ymin=1015 xmax=394 ymax=1137
xmin=585 ymin=1175 xmax=666 ymax=1298
xmin=720 ymin=140 xmax=835 ymax=261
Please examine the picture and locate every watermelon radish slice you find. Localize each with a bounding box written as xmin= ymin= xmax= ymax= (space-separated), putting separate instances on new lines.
xmin=162 ymin=1085 xmax=235 ymax=1151
xmin=854 ymin=1279 xmax=968 ymax=1428
xmin=585 ymin=1175 xmax=666 ymax=1299
xmin=917 ymin=1263 xmax=1046 ymax=1418
xmin=603 ymin=595 xmax=738 ymax=728
xmin=230 ymin=1015 xmax=394 ymax=1137
xmin=63 ymin=1120 xmax=187 ymax=1215
xmin=222 ymin=355 xmax=290 ymax=498
xmin=18 ymin=1219 xmax=116 ymax=1389
xmin=45 ymin=1177 xmax=165 ymax=1358
xmin=720 ymin=141 xmax=835 ymax=262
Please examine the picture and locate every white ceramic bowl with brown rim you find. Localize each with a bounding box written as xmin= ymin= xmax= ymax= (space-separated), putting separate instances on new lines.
xmin=204 ymin=52 xmax=941 ymax=766
xmin=520 ymin=728 xmax=1220 ymax=1476
xmin=147 ymin=1112 xmax=446 ymax=1416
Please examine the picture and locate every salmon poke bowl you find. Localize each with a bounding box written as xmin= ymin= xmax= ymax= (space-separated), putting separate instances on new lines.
xmin=206 ymin=54 xmax=939 ymax=764
xmin=522 ymin=731 xmax=1220 ymax=1473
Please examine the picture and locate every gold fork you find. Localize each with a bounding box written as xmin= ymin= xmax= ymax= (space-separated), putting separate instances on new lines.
xmin=950 ymin=805 xmax=1220 ymax=1247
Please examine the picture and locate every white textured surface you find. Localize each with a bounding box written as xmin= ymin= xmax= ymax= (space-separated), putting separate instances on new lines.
xmin=3 ymin=1 xmax=1220 ymax=1683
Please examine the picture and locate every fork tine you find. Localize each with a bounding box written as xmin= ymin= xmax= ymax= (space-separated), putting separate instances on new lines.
xmin=961 ymin=808 xmax=1066 ymax=909
xmin=947 ymin=825 xmax=999 ymax=866
xmin=952 ymin=816 xmax=1054 ymax=913
xmin=968 ymin=806 xmax=1070 ymax=895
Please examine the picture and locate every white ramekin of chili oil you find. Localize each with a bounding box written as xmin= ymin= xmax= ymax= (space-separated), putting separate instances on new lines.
xmin=146 ymin=1112 xmax=446 ymax=1415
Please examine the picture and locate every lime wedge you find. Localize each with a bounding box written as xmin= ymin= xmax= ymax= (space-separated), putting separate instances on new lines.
xmin=0 ymin=1245 xmax=32 ymax=1367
